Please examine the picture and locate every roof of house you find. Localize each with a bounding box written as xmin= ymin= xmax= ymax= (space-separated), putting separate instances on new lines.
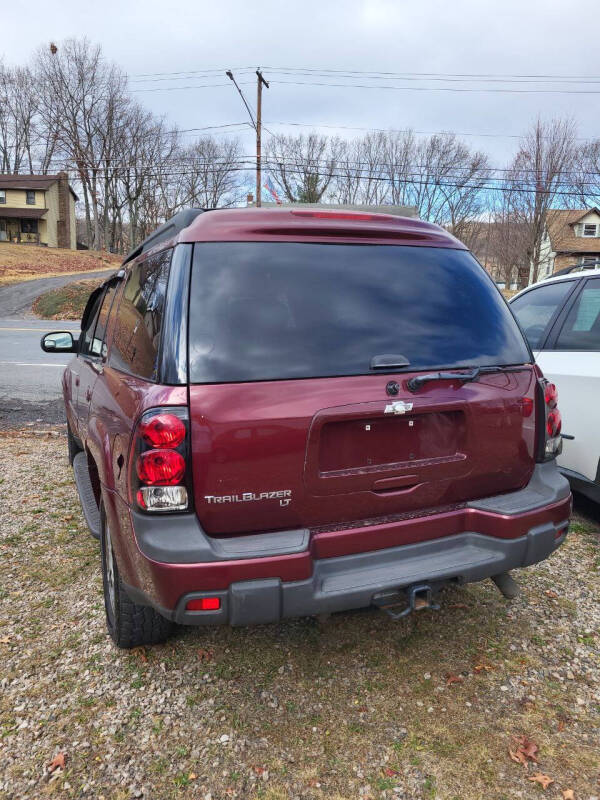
xmin=0 ymin=173 xmax=78 ymax=200
xmin=547 ymin=208 xmax=600 ymax=253
xmin=0 ymin=207 xmax=49 ymax=219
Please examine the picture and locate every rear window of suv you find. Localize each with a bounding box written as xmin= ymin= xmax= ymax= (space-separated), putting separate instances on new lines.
xmin=189 ymin=242 xmax=530 ymax=383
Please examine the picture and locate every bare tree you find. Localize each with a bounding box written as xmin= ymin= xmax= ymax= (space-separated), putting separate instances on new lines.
xmin=0 ymin=64 xmax=42 ymax=173
xmin=506 ymin=117 xmax=577 ymax=284
xmin=333 ymin=132 xmax=389 ymax=205
xmin=572 ymin=139 xmax=600 ymax=208
xmin=182 ymin=135 xmax=243 ymax=208
xmin=265 ymin=133 xmax=341 ymax=203
xmin=35 ymin=38 xmax=129 ymax=248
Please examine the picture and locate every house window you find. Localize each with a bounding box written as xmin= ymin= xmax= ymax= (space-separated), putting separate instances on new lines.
xmin=25 ymin=190 xmax=35 ymax=205
xmin=0 ymin=190 xmax=5 ymax=204
xmin=580 ymin=256 xmax=600 ymax=268
xmin=21 ymin=219 xmax=38 ymax=234
xmin=582 ymin=223 xmax=598 ymax=237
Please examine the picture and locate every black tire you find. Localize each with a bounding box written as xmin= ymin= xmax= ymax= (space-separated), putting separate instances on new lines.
xmin=99 ymin=501 xmax=174 ymax=648
xmin=67 ymin=423 xmax=82 ymax=465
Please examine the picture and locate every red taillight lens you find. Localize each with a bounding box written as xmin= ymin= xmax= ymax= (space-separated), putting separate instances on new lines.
xmin=544 ymin=383 xmax=558 ymax=409
xmin=136 ymin=449 xmax=185 ymax=485
xmin=186 ymin=597 xmax=221 ymax=611
xmin=138 ymin=413 xmax=186 ymax=449
xmin=546 ymin=409 xmax=562 ymax=438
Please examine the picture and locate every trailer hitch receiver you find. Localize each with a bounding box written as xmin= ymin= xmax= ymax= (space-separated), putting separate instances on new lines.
xmin=373 ymin=583 xmax=441 ymax=621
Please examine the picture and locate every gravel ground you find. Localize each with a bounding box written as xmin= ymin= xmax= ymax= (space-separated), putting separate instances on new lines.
xmin=1 ymin=431 xmax=599 ymax=800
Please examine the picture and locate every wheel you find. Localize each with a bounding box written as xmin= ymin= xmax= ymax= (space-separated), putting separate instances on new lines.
xmin=100 ymin=501 xmax=174 ymax=648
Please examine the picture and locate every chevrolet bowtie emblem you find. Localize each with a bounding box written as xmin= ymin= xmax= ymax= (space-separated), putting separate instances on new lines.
xmin=384 ymin=400 xmax=414 ymax=415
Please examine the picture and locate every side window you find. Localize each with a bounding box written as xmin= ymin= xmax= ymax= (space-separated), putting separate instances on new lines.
xmin=110 ymin=249 xmax=172 ymax=380
xmin=555 ymin=278 xmax=600 ymax=352
xmin=510 ymin=281 xmax=573 ymax=350
xmin=90 ymin=284 xmax=119 ymax=357
xmin=80 ymin=284 xmax=119 ymax=358
xmin=80 ymin=291 xmax=105 ymax=357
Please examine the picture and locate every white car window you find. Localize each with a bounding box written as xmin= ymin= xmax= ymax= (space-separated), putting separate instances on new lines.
xmin=556 ymin=278 xmax=600 ymax=351
xmin=510 ymin=281 xmax=573 ymax=350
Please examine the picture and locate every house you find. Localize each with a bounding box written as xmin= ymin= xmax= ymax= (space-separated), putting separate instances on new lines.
xmin=538 ymin=208 xmax=600 ymax=280
xmin=0 ymin=172 xmax=77 ymax=249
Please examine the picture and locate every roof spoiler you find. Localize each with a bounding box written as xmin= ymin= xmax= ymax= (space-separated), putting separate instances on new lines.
xmin=121 ymin=208 xmax=206 ymax=266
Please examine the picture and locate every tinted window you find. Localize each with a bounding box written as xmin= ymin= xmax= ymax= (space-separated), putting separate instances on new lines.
xmin=556 ymin=278 xmax=600 ymax=351
xmin=189 ymin=243 xmax=530 ymax=384
xmin=80 ymin=292 xmax=104 ymax=357
xmin=110 ymin=249 xmax=171 ymax=380
xmin=90 ymin=284 xmax=119 ymax=357
xmin=510 ymin=281 xmax=573 ymax=350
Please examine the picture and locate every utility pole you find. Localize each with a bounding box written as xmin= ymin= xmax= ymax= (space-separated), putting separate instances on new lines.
xmin=226 ymin=69 xmax=268 ymax=207
xmin=255 ymin=69 xmax=269 ymax=208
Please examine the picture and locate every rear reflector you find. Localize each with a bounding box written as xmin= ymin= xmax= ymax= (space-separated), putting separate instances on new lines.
xmin=186 ymin=597 xmax=221 ymax=611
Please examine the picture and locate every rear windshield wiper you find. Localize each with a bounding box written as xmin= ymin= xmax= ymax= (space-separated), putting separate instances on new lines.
xmin=407 ymin=364 xmax=528 ymax=393
xmin=407 ymin=368 xmax=480 ymax=393
xmin=370 ymin=353 xmax=411 ymax=370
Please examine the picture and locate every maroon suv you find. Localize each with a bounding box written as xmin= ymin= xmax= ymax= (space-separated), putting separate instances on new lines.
xmin=41 ymin=208 xmax=571 ymax=648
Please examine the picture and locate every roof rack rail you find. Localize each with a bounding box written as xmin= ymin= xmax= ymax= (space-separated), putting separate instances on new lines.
xmin=547 ymin=263 xmax=600 ymax=279
xmin=121 ymin=208 xmax=206 ymax=265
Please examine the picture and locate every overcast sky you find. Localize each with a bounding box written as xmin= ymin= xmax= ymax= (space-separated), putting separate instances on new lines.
xmin=2 ymin=0 xmax=598 ymax=165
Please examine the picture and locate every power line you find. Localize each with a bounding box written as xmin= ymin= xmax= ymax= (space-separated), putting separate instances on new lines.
xmin=269 ymin=79 xmax=600 ymax=95
xmin=128 ymin=64 xmax=600 ymax=81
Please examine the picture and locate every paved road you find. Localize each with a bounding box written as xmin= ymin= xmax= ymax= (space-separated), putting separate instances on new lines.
xmin=0 ymin=317 xmax=80 ymax=427
xmin=0 ymin=270 xmax=114 ymax=426
xmin=0 ymin=268 xmax=113 ymax=317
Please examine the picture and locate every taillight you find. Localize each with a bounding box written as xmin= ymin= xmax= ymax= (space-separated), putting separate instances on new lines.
xmin=138 ymin=413 xmax=186 ymax=448
xmin=546 ymin=409 xmax=562 ymax=438
xmin=137 ymin=449 xmax=185 ymax=485
xmin=129 ymin=407 xmax=191 ymax=512
xmin=536 ymin=377 xmax=563 ymax=462
xmin=544 ymin=383 xmax=558 ymax=409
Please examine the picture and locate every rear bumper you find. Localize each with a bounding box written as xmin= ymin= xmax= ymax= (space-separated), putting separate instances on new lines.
xmin=119 ymin=461 xmax=572 ymax=624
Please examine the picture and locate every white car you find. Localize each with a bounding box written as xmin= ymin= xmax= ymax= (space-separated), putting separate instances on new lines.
xmin=510 ymin=266 xmax=600 ymax=503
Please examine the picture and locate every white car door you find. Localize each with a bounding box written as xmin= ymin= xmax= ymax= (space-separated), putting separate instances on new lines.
xmin=535 ymin=276 xmax=600 ymax=483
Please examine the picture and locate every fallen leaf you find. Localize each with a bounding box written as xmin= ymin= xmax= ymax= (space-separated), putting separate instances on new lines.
xmin=446 ymin=673 xmax=463 ymax=686
xmin=0 ymin=635 xmax=11 ymax=644
xmin=384 ymin=768 xmax=399 ymax=777
xmin=557 ymin=720 xmax=565 ymax=732
xmin=562 ymin=790 xmax=575 ymax=800
xmin=47 ymin=752 xmax=67 ymax=773
xmin=253 ymin=766 xmax=265 ymax=776
xmin=473 ymin=663 xmax=493 ymax=673
xmin=545 ymin=589 xmax=558 ymax=599
xmin=197 ymin=648 xmax=214 ymax=662
xmin=509 ymin=747 xmax=529 ymax=767
xmin=516 ymin=735 xmax=539 ymax=763
xmin=528 ymin=773 xmax=554 ymax=790
xmin=188 ymin=773 xmax=197 ymax=781
xmin=131 ymin=646 xmax=148 ymax=663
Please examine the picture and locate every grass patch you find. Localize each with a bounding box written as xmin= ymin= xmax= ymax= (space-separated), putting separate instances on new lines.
xmin=32 ymin=278 xmax=103 ymax=320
